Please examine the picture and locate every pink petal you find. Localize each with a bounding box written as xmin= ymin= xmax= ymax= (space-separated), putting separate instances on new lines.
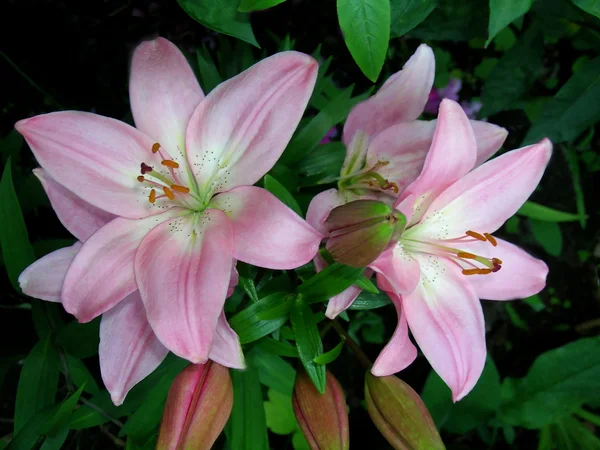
xmin=130 ymin=37 xmax=203 ymax=185
xmin=395 ymin=99 xmax=477 ymax=223
xmin=62 ymin=209 xmax=184 ymax=322
xmin=343 ymin=44 xmax=435 ymax=145
xmin=371 ymin=294 xmax=417 ymax=376
xmin=135 ymin=210 xmax=233 ymax=364
xmin=211 ymin=186 xmax=322 ymax=270
xmin=470 ymin=120 xmax=508 ymax=166
xmin=99 ymin=291 xmax=169 ymax=405
xmin=403 ymin=257 xmax=486 ymax=401
xmin=369 ymin=244 xmax=421 ymax=295
xmin=186 ymin=52 xmax=317 ymax=197
xmin=464 ymin=238 xmax=548 ymax=301
xmin=15 ymin=112 xmax=164 ymax=219
xmin=33 ymin=169 xmax=115 ymax=241
xmin=208 ymin=312 xmax=245 ymax=369
xmin=228 ymin=262 xmax=239 ymax=298
xmin=416 ymin=139 xmax=553 ymax=239
xmin=18 ymin=242 xmax=82 ymax=302
xmin=306 ymin=188 xmax=345 ymax=235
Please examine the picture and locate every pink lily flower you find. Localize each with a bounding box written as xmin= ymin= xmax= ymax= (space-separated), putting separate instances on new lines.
xmin=307 ymin=44 xmax=508 ymax=319
xmin=368 ymin=99 xmax=551 ymax=400
xmin=17 ymin=37 xmax=322 ymax=402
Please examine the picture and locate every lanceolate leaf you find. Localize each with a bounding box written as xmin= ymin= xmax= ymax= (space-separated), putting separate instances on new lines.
xmin=486 ymin=0 xmax=533 ymax=47
xmin=571 ymin=0 xmax=600 ymax=18
xmin=517 ymin=201 xmax=583 ymax=222
xmin=238 ymin=0 xmax=287 ymax=12
xmin=264 ymin=175 xmax=303 ymax=216
xmin=337 ymin=0 xmax=391 ymax=81
xmin=229 ymin=293 xmax=293 ymax=344
xmin=390 ymin=0 xmax=437 ymax=38
xmin=297 ymin=263 xmax=365 ymax=303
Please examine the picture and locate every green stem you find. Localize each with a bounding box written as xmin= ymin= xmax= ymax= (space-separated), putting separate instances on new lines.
xmin=330 ymin=319 xmax=372 ymax=370
xmin=574 ymin=408 xmax=600 ymax=427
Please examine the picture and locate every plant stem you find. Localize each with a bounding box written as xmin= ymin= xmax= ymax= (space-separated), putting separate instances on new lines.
xmin=330 ymin=319 xmax=372 ymax=370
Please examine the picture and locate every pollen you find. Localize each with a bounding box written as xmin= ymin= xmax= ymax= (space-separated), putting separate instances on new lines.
xmin=466 ymin=230 xmax=487 ymax=241
xmin=152 ymin=143 xmax=161 ymax=153
xmin=484 ymin=233 xmax=497 ymax=246
xmin=171 ymin=184 xmax=190 ymax=193
xmin=161 ymin=160 xmax=179 ymax=169
xmin=137 ymin=176 xmax=145 ymax=182
xmin=149 ymin=189 xmax=156 ymax=204
xmin=457 ymin=252 xmax=477 ymax=259
xmin=163 ymin=186 xmax=175 ymax=200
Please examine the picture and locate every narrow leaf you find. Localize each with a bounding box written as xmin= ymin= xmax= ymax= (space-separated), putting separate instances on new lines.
xmin=264 ymin=174 xmax=303 ymax=216
xmin=517 ymin=201 xmax=582 ymax=222
xmin=390 ymin=0 xmax=437 ymax=38
xmin=42 ymin=385 xmax=85 ymax=435
xmin=486 ymin=0 xmax=533 ymax=47
xmin=251 ymin=347 xmax=297 ymax=395
xmin=530 ymin=219 xmax=563 ymax=256
xmin=571 ymin=0 xmax=600 ymax=18
xmin=238 ymin=0 xmax=287 ymax=12
xmin=229 ymin=293 xmax=293 ymax=344
xmin=298 ymin=263 xmax=364 ymax=303
xmin=314 ymin=339 xmax=345 ymax=365
xmin=196 ymin=46 xmax=222 ymax=93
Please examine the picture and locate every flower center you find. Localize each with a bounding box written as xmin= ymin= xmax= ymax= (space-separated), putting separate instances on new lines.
xmin=338 ymin=160 xmax=399 ymax=194
xmin=402 ymin=229 xmax=503 ymax=276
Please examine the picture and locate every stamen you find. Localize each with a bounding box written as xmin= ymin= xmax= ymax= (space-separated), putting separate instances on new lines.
xmin=466 ymin=230 xmax=486 ymax=241
xmin=492 ymin=262 xmax=502 ymax=273
xmin=152 ymin=143 xmax=161 ymax=154
xmin=161 ymin=160 xmax=179 ymax=169
xmin=382 ymin=181 xmax=399 ymax=194
xmin=492 ymin=257 xmax=503 ymax=265
xmin=484 ymin=233 xmax=497 ymax=246
xmin=163 ymin=186 xmax=175 ymax=200
xmin=137 ymin=176 xmax=145 ymax=182
xmin=171 ymin=184 xmax=190 ymax=193
xmin=462 ymin=269 xmax=480 ymax=276
xmin=478 ymin=268 xmax=493 ymax=275
xmin=149 ymin=189 xmax=156 ymax=204
xmin=457 ymin=252 xmax=477 ymax=259
xmin=141 ymin=163 xmax=153 ymax=174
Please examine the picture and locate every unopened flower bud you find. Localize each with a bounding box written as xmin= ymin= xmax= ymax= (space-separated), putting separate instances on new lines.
xmin=325 ymin=200 xmax=406 ymax=267
xmin=157 ymin=362 xmax=233 ymax=450
xmin=365 ymin=373 xmax=445 ymax=450
xmin=293 ymin=370 xmax=349 ymax=450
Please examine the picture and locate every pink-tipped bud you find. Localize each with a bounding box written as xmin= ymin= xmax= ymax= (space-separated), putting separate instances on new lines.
xmin=293 ymin=371 xmax=349 ymax=450
xmin=325 ymin=200 xmax=406 ymax=268
xmin=365 ymin=373 xmax=445 ymax=450
xmin=157 ymin=362 xmax=233 ymax=450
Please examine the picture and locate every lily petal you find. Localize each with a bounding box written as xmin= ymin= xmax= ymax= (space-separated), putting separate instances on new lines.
xmin=33 ymin=169 xmax=115 ymax=241
xmin=136 ymin=210 xmax=233 ymax=364
xmin=371 ymin=294 xmax=417 ymax=376
xmin=208 ymin=312 xmax=245 ymax=369
xmin=395 ymin=99 xmax=477 ymax=223
xmin=99 ymin=291 xmax=169 ymax=406
xmin=15 ymin=111 xmax=164 ymax=219
xmin=415 ymin=139 xmax=553 ymax=239
xmin=186 ymin=52 xmax=317 ymax=197
xmin=464 ymin=238 xmax=548 ymax=300
xmin=306 ymin=188 xmax=345 ymax=235
xmin=211 ymin=186 xmax=322 ymax=270
xmin=369 ymin=244 xmax=421 ymax=295
xmin=62 ymin=209 xmax=184 ymax=322
xmin=343 ymin=44 xmax=435 ymax=145
xmin=19 ymin=242 xmax=82 ymax=302
xmin=470 ymin=120 xmax=508 ymax=166
xmin=403 ymin=257 xmax=486 ymax=401
xmin=130 ymin=37 xmax=203 ymax=179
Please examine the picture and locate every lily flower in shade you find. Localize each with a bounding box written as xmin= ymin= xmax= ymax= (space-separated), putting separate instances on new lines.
xmin=16 ymin=37 xmax=321 ymax=367
xmin=19 ymin=169 xmax=243 ymax=405
xmin=367 ymin=99 xmax=551 ymax=400
xmin=307 ymin=45 xmax=508 ymax=319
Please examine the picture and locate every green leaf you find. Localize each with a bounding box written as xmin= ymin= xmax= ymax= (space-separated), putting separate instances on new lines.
xmin=43 ymin=385 xmax=85 ymax=435
xmin=290 ymin=296 xmax=326 ymax=393
xmin=14 ymin=338 xmax=60 ymax=434
xmin=480 ymin=26 xmax=544 ymax=117
xmin=486 ymin=0 xmax=533 ymax=47
xmin=176 ymin=0 xmax=259 ymax=47
xmin=298 ymin=263 xmax=364 ymax=304
xmin=0 ymin=158 xmax=36 ymax=291
xmin=264 ymin=174 xmax=303 ymax=216
xmin=410 ymin=0 xmax=488 ymax=41
xmin=500 ymin=337 xmax=600 ymax=428
xmin=196 ymin=46 xmax=222 ymax=93
xmin=348 ymin=291 xmax=391 ymax=310
xmin=390 ymin=0 xmax=437 ymax=38
xmin=353 ymin=274 xmax=379 ymax=293
xmin=530 ymin=219 xmax=563 ymax=256
xmin=6 ymin=404 xmax=60 ymax=450
xmin=264 ymin=389 xmax=298 ymax=435
xmin=251 ymin=347 xmax=296 ymax=395
xmin=64 ymin=353 xmax=100 ymax=395
xmin=571 ymin=0 xmax=600 ymax=18
xmin=55 ymin=318 xmax=100 ymax=359
xmin=314 ymin=339 xmax=345 ymax=365
xmin=562 ymin=146 xmax=587 ymax=228
xmin=337 ymin=0 xmax=390 ymax=81
xmin=229 ymin=366 xmax=270 ymax=450
xmin=523 ymin=57 xmax=600 ymax=145
xmin=257 ymin=337 xmax=299 ymax=358
xmin=239 ymin=0 xmax=287 ymax=12
xmin=297 ymin=142 xmax=345 ymax=186
xmin=517 ymin=201 xmax=582 ymax=222
xmin=229 ymin=292 xmax=293 ymax=344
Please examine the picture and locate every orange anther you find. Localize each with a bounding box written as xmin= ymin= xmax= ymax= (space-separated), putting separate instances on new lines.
xmin=462 ymin=269 xmax=480 ymax=276
xmin=171 ymin=184 xmax=190 ymax=193
xmin=137 ymin=175 xmax=145 ymax=182
xmin=492 ymin=257 xmax=503 ymax=265
xmin=161 ymin=160 xmax=179 ymax=169
xmin=484 ymin=233 xmax=497 ymax=246
xmin=152 ymin=143 xmax=161 ymax=153
xmin=149 ymin=189 xmax=156 ymax=204
xmin=457 ymin=252 xmax=477 ymax=259
xmin=163 ymin=186 xmax=175 ymax=200
xmin=478 ymin=268 xmax=493 ymax=275
xmin=466 ymin=230 xmax=487 ymax=241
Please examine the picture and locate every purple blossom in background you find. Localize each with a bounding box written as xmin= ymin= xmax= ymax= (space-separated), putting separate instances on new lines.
xmin=424 ymin=79 xmax=482 ymax=119
xmin=461 ymin=100 xmax=483 ymax=119
xmin=320 ymin=126 xmax=338 ymax=144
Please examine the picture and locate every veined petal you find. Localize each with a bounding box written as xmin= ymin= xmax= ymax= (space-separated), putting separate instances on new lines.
xmin=306 ymin=188 xmax=345 ymax=236
xmin=208 ymin=312 xmax=245 ymax=369
xmin=34 ymin=169 xmax=115 ymax=241
xmin=371 ymin=294 xmax=417 ymax=376
xmin=403 ymin=257 xmax=486 ymax=401
xmin=62 ymin=208 xmax=185 ymax=322
xmin=343 ymin=44 xmax=435 ymax=145
xmin=186 ymin=52 xmax=317 ymax=197
xmin=136 ymin=210 xmax=233 ymax=364
xmin=227 ymin=262 xmax=239 ymax=298
xmin=463 ymin=238 xmax=548 ymax=301
xmin=15 ymin=111 xmax=165 ymax=219
xmin=99 ymin=291 xmax=169 ymax=406
xmin=19 ymin=242 xmax=82 ymax=302
xmin=414 ymin=139 xmax=553 ymax=239
xmin=470 ymin=120 xmax=508 ymax=166
xmin=369 ymin=244 xmax=421 ymax=295
xmin=395 ymin=100 xmax=477 ymax=224
xmin=211 ymin=186 xmax=322 ymax=270
xmin=130 ymin=37 xmax=203 ymax=180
